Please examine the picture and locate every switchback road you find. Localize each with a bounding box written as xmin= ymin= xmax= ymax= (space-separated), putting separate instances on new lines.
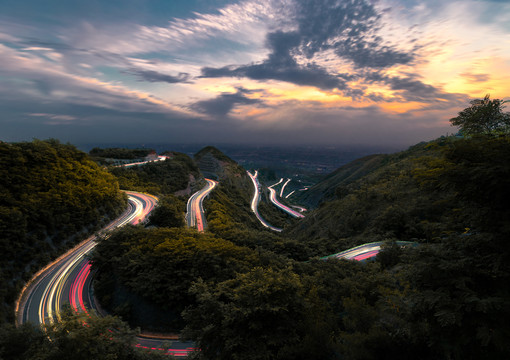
xmin=16 ymin=192 xmax=195 ymax=357
xmin=185 ymin=178 xmax=217 ymax=232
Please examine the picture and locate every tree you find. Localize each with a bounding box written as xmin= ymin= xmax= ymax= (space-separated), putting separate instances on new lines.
xmin=148 ymin=195 xmax=185 ymax=228
xmin=0 ymin=309 xmax=167 ymax=360
xmin=182 ymin=267 xmax=309 ymax=360
xmin=450 ymin=94 xmax=510 ymax=135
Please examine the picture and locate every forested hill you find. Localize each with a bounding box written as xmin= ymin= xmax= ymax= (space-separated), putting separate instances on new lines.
xmin=196 ymin=146 xmax=296 ymax=234
xmin=296 ymin=153 xmax=388 ymax=208
xmin=0 ymin=139 xmax=126 ymax=323
xmin=109 ymin=151 xmax=200 ymax=196
xmin=287 ymin=135 xmax=510 ymax=254
xmin=194 ymin=146 xmax=245 ymax=180
xmin=286 ymin=140 xmax=438 ymax=243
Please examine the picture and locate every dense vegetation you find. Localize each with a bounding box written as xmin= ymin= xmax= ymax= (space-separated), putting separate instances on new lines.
xmin=90 ymin=135 xmax=510 ymax=359
xmin=450 ymin=94 xmax=510 ymax=135
xmin=109 ymin=152 xmax=200 ymax=195
xmin=91 ymin=226 xmax=261 ymax=331
xmin=0 ymin=309 xmax=167 ymax=360
xmin=3 ymin=95 xmax=510 ymax=359
xmin=147 ymin=194 xmax=186 ymax=228
xmin=0 ymin=139 xmax=126 ymax=323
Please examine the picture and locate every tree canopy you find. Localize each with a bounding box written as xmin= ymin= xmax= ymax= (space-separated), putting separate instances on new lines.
xmin=0 ymin=310 xmax=167 ymax=360
xmin=0 ymin=139 xmax=125 ymax=323
xmin=450 ymin=94 xmax=510 ymax=135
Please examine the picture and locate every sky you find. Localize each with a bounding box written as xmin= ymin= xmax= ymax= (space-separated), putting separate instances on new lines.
xmin=1 ymin=0 xmax=509 ymax=147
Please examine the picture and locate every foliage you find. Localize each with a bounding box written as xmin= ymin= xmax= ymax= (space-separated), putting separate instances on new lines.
xmin=182 ymin=267 xmax=308 ymax=360
xmin=109 ymin=152 xmax=200 ymax=194
xmin=0 ymin=309 xmax=167 ymax=360
xmin=297 ymin=154 xmax=388 ymax=208
xmin=399 ymin=233 xmax=510 ymax=359
xmin=0 ymin=139 xmax=125 ymax=323
xmin=147 ymin=194 xmax=186 ymax=228
xmin=194 ymin=146 xmax=236 ymax=165
xmin=450 ymin=94 xmax=510 ymax=135
xmin=91 ymin=226 xmax=260 ymax=331
xmin=286 ymin=140 xmax=453 ymax=251
xmin=4 ymin=134 xmax=509 ymax=359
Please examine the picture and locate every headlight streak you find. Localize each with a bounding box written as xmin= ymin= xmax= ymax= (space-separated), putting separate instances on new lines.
xmin=267 ymin=179 xmax=305 ymax=219
xmin=320 ymin=241 xmax=417 ymax=262
xmin=247 ymin=171 xmax=282 ymax=232
xmin=17 ymin=192 xmax=196 ymax=356
xmin=185 ymin=179 xmax=217 ymax=232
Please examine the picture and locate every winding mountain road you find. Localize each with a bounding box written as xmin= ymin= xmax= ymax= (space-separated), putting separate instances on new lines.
xmin=247 ymin=170 xmax=282 ymax=232
xmin=268 ymin=179 xmax=305 ymax=218
xmin=15 ymin=183 xmax=414 ymax=358
xmin=16 ymin=192 xmax=195 ymax=357
xmin=185 ymin=178 xmax=218 ymax=232
xmin=320 ymin=241 xmax=416 ymax=261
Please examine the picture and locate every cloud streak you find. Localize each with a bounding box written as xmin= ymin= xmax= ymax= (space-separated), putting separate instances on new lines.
xmin=191 ymin=87 xmax=261 ymax=118
xmin=125 ymin=68 xmax=192 ymax=83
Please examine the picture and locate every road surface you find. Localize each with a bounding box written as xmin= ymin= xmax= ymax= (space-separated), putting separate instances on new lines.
xmin=185 ymin=178 xmax=217 ymax=232
xmin=268 ymin=179 xmax=305 ymax=218
xmin=186 ymin=179 xmax=218 ymax=231
xmin=280 ymin=178 xmax=291 ymax=197
xmin=16 ymin=192 xmax=195 ymax=357
xmin=247 ymin=171 xmax=282 ymax=232
xmin=320 ymin=241 xmax=416 ymax=261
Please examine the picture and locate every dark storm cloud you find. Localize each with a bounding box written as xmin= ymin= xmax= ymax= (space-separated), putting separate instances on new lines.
xmin=126 ymin=68 xmax=192 ymax=83
xmin=201 ymin=32 xmax=347 ymax=90
xmin=364 ymin=72 xmax=465 ymax=104
xmin=200 ymin=0 xmax=414 ymax=92
xmin=191 ymin=87 xmax=261 ymax=117
xmin=334 ymin=39 xmax=414 ymax=69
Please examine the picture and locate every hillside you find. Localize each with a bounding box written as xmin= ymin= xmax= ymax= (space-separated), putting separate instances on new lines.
xmin=0 ymin=139 xmax=126 ymax=323
xmin=296 ymin=154 xmax=388 ymax=208
xmin=194 ymin=145 xmax=245 ymax=180
xmin=285 ymin=139 xmax=456 ymax=253
xmin=109 ymin=151 xmax=200 ymax=196
xmin=3 ymin=136 xmax=510 ymax=359
xmin=197 ymin=146 xmax=300 ymax=236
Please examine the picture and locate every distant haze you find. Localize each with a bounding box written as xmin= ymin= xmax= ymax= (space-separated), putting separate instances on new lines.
xmin=1 ymin=0 xmax=509 ymax=146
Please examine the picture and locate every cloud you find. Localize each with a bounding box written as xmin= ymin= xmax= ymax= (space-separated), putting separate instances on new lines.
xmin=191 ymin=87 xmax=261 ymax=117
xmin=125 ymin=68 xmax=192 ymax=83
xmin=460 ymin=72 xmax=490 ymax=83
xmin=28 ymin=113 xmax=77 ymax=125
xmin=293 ymin=0 xmax=414 ymax=68
xmin=364 ymin=71 xmax=465 ymax=104
xmin=0 ymin=43 xmax=195 ymax=117
xmin=201 ymin=31 xmax=348 ymax=91
xmin=199 ymin=0 xmax=415 ymax=94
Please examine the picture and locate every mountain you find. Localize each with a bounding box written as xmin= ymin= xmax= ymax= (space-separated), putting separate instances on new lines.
xmin=285 ymin=139 xmax=456 ymax=253
xmin=4 ymin=137 xmax=510 ymax=360
xmin=194 ymin=146 xmax=245 ymax=180
xmin=109 ymin=151 xmax=201 ymax=196
xmin=0 ymin=139 xmax=126 ymax=323
xmin=296 ymin=153 xmax=389 ymax=208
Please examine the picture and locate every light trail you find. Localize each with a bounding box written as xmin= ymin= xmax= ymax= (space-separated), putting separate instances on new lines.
xmin=285 ymin=190 xmax=295 ymax=198
xmin=280 ymin=178 xmax=291 ymax=198
xmin=268 ymin=180 xmax=305 ymax=219
xmin=16 ymin=192 xmax=195 ymax=356
xmin=186 ymin=178 xmax=217 ymax=232
xmin=247 ymin=171 xmax=282 ymax=232
xmin=320 ymin=241 xmax=416 ymax=262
